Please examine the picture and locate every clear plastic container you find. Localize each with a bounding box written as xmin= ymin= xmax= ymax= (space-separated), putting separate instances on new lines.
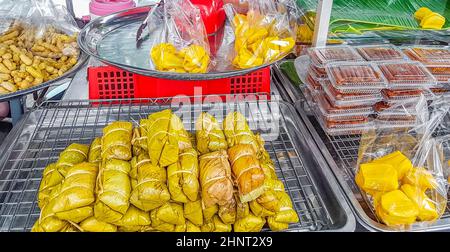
xmin=326 ymin=62 xmax=387 ymax=90
xmin=305 ymin=72 xmax=323 ymax=91
xmin=315 ymin=91 xmax=374 ymax=119
xmin=403 ymin=46 xmax=450 ymax=64
xmin=426 ymin=65 xmax=450 ymax=83
xmin=381 ymin=89 xmax=424 ymax=102
xmin=430 ymin=87 xmax=450 ymax=95
xmin=356 ymin=44 xmax=407 ymax=62
xmin=378 ymin=61 xmax=437 ymax=89
xmin=309 ymin=64 xmax=327 ymax=79
xmin=315 ymin=111 xmax=374 ymax=136
xmin=321 ymin=80 xmax=383 ymax=107
xmin=373 ymin=101 xmax=418 ymax=115
xmin=308 ymin=46 xmax=364 ymax=66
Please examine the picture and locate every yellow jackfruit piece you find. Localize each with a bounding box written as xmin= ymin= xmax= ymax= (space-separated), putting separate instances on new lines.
xmin=376 ymin=190 xmax=419 ymax=227
xmin=420 ymin=12 xmax=446 ymax=29
xmin=414 ymin=7 xmax=433 ymax=20
xmin=371 ymin=151 xmax=412 ymax=179
xmin=403 ymin=167 xmax=437 ymax=190
xmin=401 ymin=184 xmax=438 ymax=222
xmin=356 ymin=163 xmax=399 ymax=193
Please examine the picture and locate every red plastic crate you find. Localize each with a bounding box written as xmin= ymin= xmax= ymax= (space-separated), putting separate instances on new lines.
xmin=88 ymin=66 xmax=270 ymax=100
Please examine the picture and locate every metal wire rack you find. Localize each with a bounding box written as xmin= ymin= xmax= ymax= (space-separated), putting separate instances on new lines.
xmin=0 ymin=98 xmax=335 ymax=232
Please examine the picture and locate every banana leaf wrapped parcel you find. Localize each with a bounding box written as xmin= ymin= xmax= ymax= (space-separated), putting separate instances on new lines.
xmin=113 ymin=206 xmax=151 ymax=231
xmin=130 ymin=163 xmax=170 ymax=211
xmin=199 ymin=150 xmax=234 ymax=208
xmin=218 ymin=197 xmax=237 ymax=224
xmin=147 ymin=109 xmax=181 ymax=167
xmin=228 ymin=144 xmax=265 ymax=202
xmin=168 ymin=148 xmax=199 ymax=203
xmin=130 ymin=153 xmax=151 ymax=180
xmin=56 ymin=143 xmax=89 ymax=177
xmin=235 ymin=193 xmax=250 ymax=220
xmin=234 ymin=213 xmax=266 ymax=232
xmin=150 ymin=202 xmax=185 ymax=232
xmin=195 ymin=112 xmax=228 ymax=154
xmin=201 ymin=215 xmax=232 ymax=232
xmin=223 ymin=112 xmax=258 ymax=153
xmin=80 ymin=217 xmax=117 ymax=232
xmin=203 ymin=203 xmax=218 ymax=222
xmin=131 ymin=119 xmax=150 ymax=152
xmin=186 ymin=220 xmax=201 ymax=232
xmin=52 ymin=162 xmax=98 ymax=223
xmin=95 ymin=159 xmax=131 ymax=223
xmin=102 ymin=122 xmax=133 ymax=161
xmin=267 ymin=191 xmax=299 ymax=231
xmin=38 ymin=163 xmax=64 ymax=209
xmin=250 ymin=179 xmax=284 ymax=217
xmin=34 ymin=184 xmax=70 ymax=232
xmin=88 ymin=138 xmax=102 ymax=163
xmin=184 ymin=199 xmax=204 ymax=226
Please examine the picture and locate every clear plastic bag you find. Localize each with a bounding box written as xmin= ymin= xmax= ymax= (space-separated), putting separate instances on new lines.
xmin=0 ymin=0 xmax=80 ymax=94
xmin=356 ymin=95 xmax=449 ymax=230
xmin=147 ymin=0 xmax=211 ymax=73
xmin=223 ymin=0 xmax=298 ymax=69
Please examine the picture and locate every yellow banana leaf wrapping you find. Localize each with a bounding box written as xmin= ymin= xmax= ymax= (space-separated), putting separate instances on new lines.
xmin=203 ymin=203 xmax=218 ymax=222
xmin=80 ymin=216 xmax=117 ymax=232
xmin=171 ymin=112 xmax=193 ymax=151
xmin=113 ymin=206 xmax=151 ymax=228
xmin=186 ymin=221 xmax=202 ymax=232
xmin=131 ymin=119 xmax=150 ymax=152
xmin=234 ymin=213 xmax=266 ymax=232
xmin=88 ymin=137 xmax=102 ymax=163
xmin=52 ymin=162 xmax=98 ymax=223
xmin=38 ymin=163 xmax=64 ymax=209
xmin=150 ymin=202 xmax=186 ymax=231
xmin=118 ymin=225 xmax=154 ymax=232
xmin=31 ymin=221 xmax=44 ymax=232
xmin=235 ymin=193 xmax=250 ymax=220
xmin=267 ymin=183 xmax=299 ymax=230
xmin=56 ymin=143 xmax=89 ymax=177
xmin=37 ymin=184 xmax=70 ymax=232
xmin=168 ymin=148 xmax=199 ymax=203
xmin=218 ymin=196 xmax=236 ymax=224
xmin=228 ymin=144 xmax=265 ymax=202
xmin=223 ymin=112 xmax=258 ymax=153
xmin=95 ymin=159 xmax=131 ymax=223
xmin=101 ymin=122 xmax=133 ymax=161
xmin=147 ymin=109 xmax=179 ymax=167
xmin=255 ymin=134 xmax=277 ymax=179
xmin=201 ymin=215 xmax=232 ymax=232
xmin=199 ymin=150 xmax=234 ymax=208
xmin=130 ymin=153 xmax=151 ymax=180
xmin=195 ymin=112 xmax=228 ymax=155
xmin=184 ymin=200 xmax=204 ymax=226
xmin=130 ymin=163 xmax=170 ymax=211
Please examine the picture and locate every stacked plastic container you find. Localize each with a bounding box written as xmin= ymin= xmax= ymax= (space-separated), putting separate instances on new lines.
xmin=298 ymin=44 xmax=450 ymax=135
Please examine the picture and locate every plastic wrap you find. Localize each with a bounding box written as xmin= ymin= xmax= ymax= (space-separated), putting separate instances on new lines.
xmin=355 ymin=44 xmax=407 ymax=62
xmin=326 ymin=62 xmax=387 ymax=90
xmin=355 ymin=95 xmax=449 ymax=230
xmin=378 ymin=61 xmax=437 ymax=89
xmin=223 ymin=0 xmax=298 ymax=69
xmin=147 ymin=0 xmax=211 ymax=73
xmin=0 ymin=0 xmax=80 ymax=95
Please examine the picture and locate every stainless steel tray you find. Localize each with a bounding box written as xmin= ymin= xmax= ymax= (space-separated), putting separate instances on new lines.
xmin=273 ymin=60 xmax=450 ymax=232
xmin=0 ymin=97 xmax=354 ymax=232
xmin=78 ymin=6 xmax=280 ymax=81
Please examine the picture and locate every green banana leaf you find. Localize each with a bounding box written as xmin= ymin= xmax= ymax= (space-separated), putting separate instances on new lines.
xmin=297 ymin=0 xmax=450 ymax=33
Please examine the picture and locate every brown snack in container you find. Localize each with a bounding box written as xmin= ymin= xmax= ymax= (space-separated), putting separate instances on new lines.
xmin=306 ymin=73 xmax=322 ymax=90
xmin=381 ymin=89 xmax=423 ymax=99
xmin=408 ymin=47 xmax=450 ymax=63
xmin=357 ymin=46 xmax=404 ymax=61
xmin=310 ymin=46 xmax=362 ymax=65
xmin=329 ymin=64 xmax=383 ymax=86
xmin=325 ymin=117 xmax=369 ymax=129
xmin=378 ymin=62 xmax=433 ymax=83
xmin=309 ymin=64 xmax=327 ymax=78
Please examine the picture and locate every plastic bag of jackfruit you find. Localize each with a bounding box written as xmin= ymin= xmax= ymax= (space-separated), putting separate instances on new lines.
xmin=355 ymin=95 xmax=449 ymax=230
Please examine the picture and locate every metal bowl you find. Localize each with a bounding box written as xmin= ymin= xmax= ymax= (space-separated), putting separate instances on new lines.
xmin=78 ymin=6 xmax=282 ymax=81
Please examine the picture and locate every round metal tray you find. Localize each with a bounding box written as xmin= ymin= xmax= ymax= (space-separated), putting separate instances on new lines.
xmin=78 ymin=6 xmax=280 ymax=81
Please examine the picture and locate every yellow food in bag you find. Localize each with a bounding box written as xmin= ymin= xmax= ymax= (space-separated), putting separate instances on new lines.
xmin=403 ymin=167 xmax=438 ymax=190
xmin=371 ymin=151 xmax=412 ymax=179
xmin=375 ymin=190 xmax=419 ymax=227
xmin=401 ymin=184 xmax=438 ymax=221
xmin=356 ymin=163 xmax=399 ymax=193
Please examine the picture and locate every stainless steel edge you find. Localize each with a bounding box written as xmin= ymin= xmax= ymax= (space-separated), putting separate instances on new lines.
xmin=272 ymin=60 xmax=450 ymax=232
xmin=78 ymin=6 xmax=284 ymax=81
xmin=283 ymin=101 xmax=356 ymax=232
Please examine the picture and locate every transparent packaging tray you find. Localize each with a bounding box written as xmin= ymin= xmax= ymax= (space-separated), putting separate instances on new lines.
xmin=315 ymin=92 xmax=373 ymax=120
xmin=305 ymin=73 xmax=322 ymax=91
xmin=0 ymin=97 xmax=355 ymax=232
xmin=426 ymin=65 xmax=450 ymax=83
xmin=378 ymin=61 xmax=437 ymax=89
xmin=273 ymin=60 xmax=450 ymax=231
xmin=381 ymin=89 xmax=425 ymax=102
xmin=309 ymin=64 xmax=327 ymax=80
xmin=321 ymin=80 xmax=383 ymax=107
xmin=326 ymin=62 xmax=387 ymax=91
xmin=355 ymin=44 xmax=408 ymax=62
xmin=403 ymin=46 xmax=450 ymax=64
xmin=308 ymin=46 xmax=364 ymax=66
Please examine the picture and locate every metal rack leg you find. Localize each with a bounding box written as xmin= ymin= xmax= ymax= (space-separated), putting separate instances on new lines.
xmin=9 ymin=98 xmax=24 ymax=125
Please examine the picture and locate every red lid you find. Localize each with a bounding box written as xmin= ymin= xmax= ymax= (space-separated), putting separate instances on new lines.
xmin=190 ymin=0 xmax=226 ymax=35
